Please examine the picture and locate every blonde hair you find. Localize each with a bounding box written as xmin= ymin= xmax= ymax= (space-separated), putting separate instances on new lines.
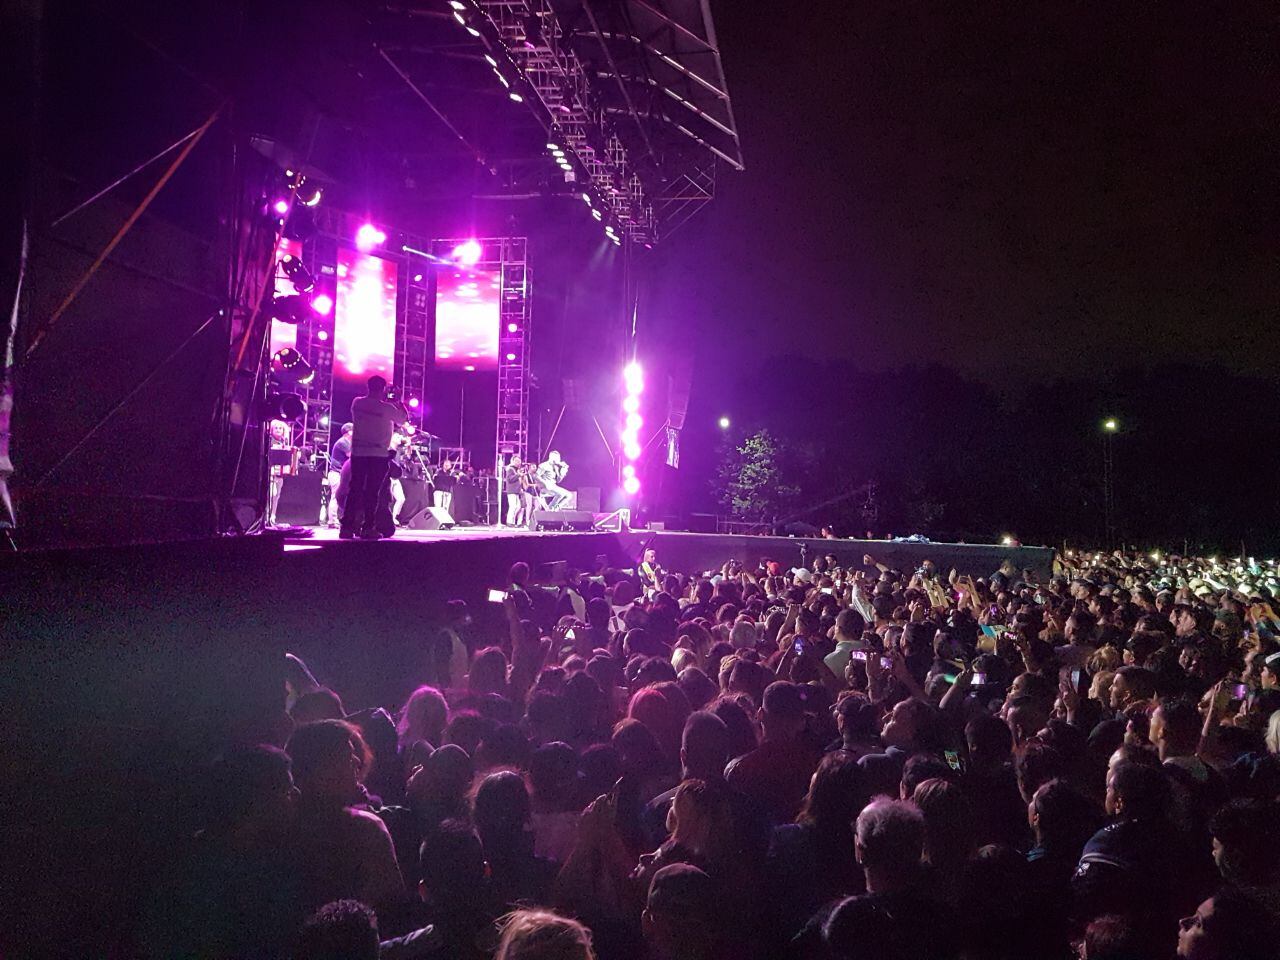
xmin=494 ymin=910 xmax=595 ymax=960
xmin=1266 ymin=709 xmax=1280 ymax=756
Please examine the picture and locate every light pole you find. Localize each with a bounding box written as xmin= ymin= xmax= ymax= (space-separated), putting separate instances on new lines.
xmin=1101 ymin=418 xmax=1118 ymax=546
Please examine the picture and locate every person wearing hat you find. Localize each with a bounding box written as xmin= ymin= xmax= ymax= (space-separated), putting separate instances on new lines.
xmin=725 ymin=681 xmax=822 ymax=824
xmin=643 ymin=863 xmax=721 ymax=960
xmin=1262 ymin=651 xmax=1280 ymax=691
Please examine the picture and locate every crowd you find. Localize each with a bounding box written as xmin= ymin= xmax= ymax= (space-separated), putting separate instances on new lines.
xmin=144 ymin=547 xmax=1280 ymax=959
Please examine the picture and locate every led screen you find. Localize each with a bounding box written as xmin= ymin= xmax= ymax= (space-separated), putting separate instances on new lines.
xmin=435 ymin=267 xmax=500 ymax=371
xmin=333 ymin=247 xmax=398 ymax=385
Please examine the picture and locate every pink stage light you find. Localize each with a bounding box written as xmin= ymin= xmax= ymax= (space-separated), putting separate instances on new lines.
xmin=452 ymin=240 xmax=483 ymax=265
xmin=623 ymin=362 xmax=644 ymax=394
xmin=408 ymin=397 xmax=420 ymax=409
xmin=623 ymin=441 xmax=642 ymax=461
xmin=310 ymin=293 xmax=334 ymax=315
xmin=317 ymin=330 xmax=329 ymax=342
xmin=507 ymin=322 xmax=518 ymax=333
xmin=273 ymin=199 xmax=290 ymax=215
xmin=623 ymin=476 xmax=641 ymax=495
xmin=625 ymin=413 xmax=643 ymax=431
xmin=622 ymin=395 xmax=639 ymax=414
xmin=622 ymin=464 xmax=636 ymax=478
xmin=355 ymin=223 xmax=387 ymax=252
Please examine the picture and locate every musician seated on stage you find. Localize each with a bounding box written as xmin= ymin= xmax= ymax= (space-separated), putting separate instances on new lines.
xmin=536 ymin=450 xmax=571 ymax=510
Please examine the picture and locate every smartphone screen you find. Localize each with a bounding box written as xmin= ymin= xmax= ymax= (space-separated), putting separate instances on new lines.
xmin=880 ymin=657 xmax=894 ymax=669
xmin=1230 ymin=682 xmax=1248 ymax=701
xmin=972 ymin=672 xmax=988 ymax=685
xmin=944 ymin=749 xmax=962 ymax=772
xmin=487 ymin=588 xmax=507 ymax=603
xmin=793 ymin=637 xmax=806 ymax=655
xmin=1070 ymin=668 xmax=1082 ymax=689
xmin=850 ymin=650 xmax=868 ymax=661
xmin=566 ymin=628 xmax=576 ymax=642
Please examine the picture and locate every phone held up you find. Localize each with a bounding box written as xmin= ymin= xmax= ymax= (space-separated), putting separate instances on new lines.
xmin=487 ymin=588 xmax=507 ymax=603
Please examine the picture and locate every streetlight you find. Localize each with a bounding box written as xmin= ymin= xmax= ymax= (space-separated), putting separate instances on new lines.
xmin=717 ymin=416 xmax=731 ymax=430
xmin=1100 ymin=417 xmax=1119 ymax=545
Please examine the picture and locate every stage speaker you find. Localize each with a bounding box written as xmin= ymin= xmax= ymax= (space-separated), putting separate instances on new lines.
xmin=533 ymin=509 xmax=594 ymax=531
xmin=575 ymin=486 xmax=601 ymax=513
xmin=405 ymin=505 xmax=456 ymax=530
xmin=276 ymin=471 xmax=324 ymax=525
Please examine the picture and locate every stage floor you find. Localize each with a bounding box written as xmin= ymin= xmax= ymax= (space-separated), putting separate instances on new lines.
xmin=283 ymin=524 xmax=601 ymax=547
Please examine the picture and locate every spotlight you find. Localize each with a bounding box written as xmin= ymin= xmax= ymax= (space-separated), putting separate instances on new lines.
xmin=273 ymin=348 xmax=314 ymax=386
xmin=625 ymin=413 xmax=643 ymax=431
xmin=546 ymin=142 xmax=560 ymax=151
xmin=505 ymin=352 xmax=516 ymax=361
xmin=718 ymin=416 xmax=731 ymax=429
xmin=408 ymin=397 xmax=420 ymax=409
xmin=268 ymin=294 xmax=310 ymax=325
xmin=452 ymin=240 xmax=482 ymax=265
xmin=317 ymin=330 xmax=329 ymax=341
xmin=623 ymin=362 xmax=643 ymax=393
xmin=624 ymin=442 xmax=642 ymax=460
xmin=508 ymin=91 xmax=524 ymax=103
xmin=273 ymin=199 xmax=290 ymax=216
xmin=413 ymin=273 xmax=424 ymax=282
xmin=260 ymin=392 xmax=306 ymax=421
xmin=295 ymin=183 xmax=322 ymax=207
xmin=484 ymin=54 xmax=497 ymax=67
xmin=552 ymin=148 xmax=565 ymax=157
xmin=310 ymin=293 xmax=333 ymax=316
xmin=319 ymin=414 xmax=330 ymax=427
xmin=622 ymin=395 xmax=639 ymax=414
xmin=452 ymin=10 xmax=466 ymax=25
xmin=581 ymin=193 xmax=592 ymax=204
xmin=355 ymin=223 xmax=386 ymax=252
xmin=507 ymin=322 xmax=518 ymax=333
xmin=448 ymin=0 xmax=465 ymax=9
xmin=280 ymin=255 xmax=315 ymax=292
xmin=622 ymin=464 xmax=636 ymax=478
xmin=622 ymin=476 xmax=641 ymax=495
xmin=1102 ymin=417 xmax=1119 ymax=433
xmin=591 ymin=209 xmax=602 ymax=220
xmin=466 ymin=25 xmax=480 ymax=37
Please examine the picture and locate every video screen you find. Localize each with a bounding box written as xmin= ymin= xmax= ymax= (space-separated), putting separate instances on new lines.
xmin=435 ymin=267 xmax=500 ymax=371
xmin=333 ymin=246 xmax=398 ymax=385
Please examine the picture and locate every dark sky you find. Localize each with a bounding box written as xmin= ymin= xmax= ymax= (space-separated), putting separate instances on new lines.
xmin=654 ymin=2 xmax=1277 ymax=388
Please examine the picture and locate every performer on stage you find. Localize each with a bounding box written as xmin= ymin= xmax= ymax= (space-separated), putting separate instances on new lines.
xmin=503 ymin=455 xmax=524 ymax=526
xmin=536 ymin=450 xmax=571 ymax=510
xmin=432 ymin=459 xmax=456 ymax=513
xmin=326 ymin=422 xmax=353 ymax=527
xmin=520 ymin=462 xmax=540 ymax=529
xmin=341 ymin=375 xmax=408 ymax=540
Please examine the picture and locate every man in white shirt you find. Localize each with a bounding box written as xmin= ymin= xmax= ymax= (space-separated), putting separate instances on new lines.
xmin=340 ymin=375 xmax=407 ymax=540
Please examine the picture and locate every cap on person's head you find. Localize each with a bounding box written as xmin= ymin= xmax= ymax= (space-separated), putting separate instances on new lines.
xmin=762 ymin=680 xmax=806 ymax=720
xmin=730 ymin=620 xmax=759 ymax=650
xmin=646 ymin=863 xmax=715 ymax=925
xmin=766 ymin=561 xmax=782 ymax=576
xmin=794 ymin=568 xmax=813 ymax=584
xmin=1264 ymin=651 xmax=1280 ymax=675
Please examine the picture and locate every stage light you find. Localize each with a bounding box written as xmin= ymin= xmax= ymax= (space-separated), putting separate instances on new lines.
xmin=317 ymin=330 xmax=329 ymax=341
xmin=624 ymin=443 xmax=642 ymax=461
xmin=466 ymin=25 xmax=480 ymax=37
xmin=452 ymin=240 xmax=482 ymax=265
xmin=273 ymin=199 xmax=290 ymax=215
xmin=552 ymin=148 xmax=565 ymax=157
xmin=295 ymin=182 xmax=322 ymax=207
xmin=452 ymin=10 xmax=466 ymax=25
xmin=1102 ymin=417 xmax=1118 ymax=432
xmin=718 ymin=416 xmax=731 ymax=429
xmin=319 ymin=414 xmax=330 ymax=427
xmin=508 ymin=91 xmax=524 ymax=103
xmin=581 ymin=193 xmax=592 ymax=204
xmin=355 ymin=223 xmax=387 ymax=252
xmin=624 ymin=362 xmax=643 ymax=393
xmin=494 ymin=71 xmax=510 ymax=87
xmin=1001 ymin=535 xmax=1014 ymax=546
xmin=484 ymin=54 xmax=497 ymax=67
xmin=448 ymin=0 xmax=465 ymax=9
xmin=280 ymin=255 xmax=315 ymax=292
xmin=273 ymin=348 xmax=314 ymax=385
xmin=310 ymin=293 xmax=333 ymax=316
xmin=261 ymin=392 xmax=306 ymax=421
xmin=505 ymin=352 xmax=516 ymax=361
xmin=625 ymin=413 xmax=643 ymax=431
xmin=623 ymin=476 xmax=641 ymax=495
xmin=409 ymin=397 xmax=420 ymax=409
xmin=268 ymin=294 xmax=309 ymax=325
xmin=591 ymin=209 xmax=602 ymax=220
xmin=507 ymin=322 xmax=518 ymax=333
xmin=546 ymin=142 xmax=560 ymax=151
xmin=622 ymin=464 xmax=636 ymax=479
xmin=622 ymin=395 xmax=639 ymax=414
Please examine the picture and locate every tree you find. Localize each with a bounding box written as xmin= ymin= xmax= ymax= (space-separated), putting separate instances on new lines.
xmin=713 ymin=429 xmax=800 ymax=523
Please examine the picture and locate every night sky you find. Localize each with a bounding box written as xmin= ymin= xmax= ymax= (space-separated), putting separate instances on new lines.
xmin=656 ymin=2 xmax=1277 ymax=389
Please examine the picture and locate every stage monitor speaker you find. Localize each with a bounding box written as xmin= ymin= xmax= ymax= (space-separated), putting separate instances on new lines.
xmin=276 ymin=471 xmax=324 ymax=525
xmin=575 ymin=486 xmax=601 ymax=513
xmin=406 ymin=505 xmax=455 ymax=530
xmin=533 ymin=510 xmax=594 ymax=531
